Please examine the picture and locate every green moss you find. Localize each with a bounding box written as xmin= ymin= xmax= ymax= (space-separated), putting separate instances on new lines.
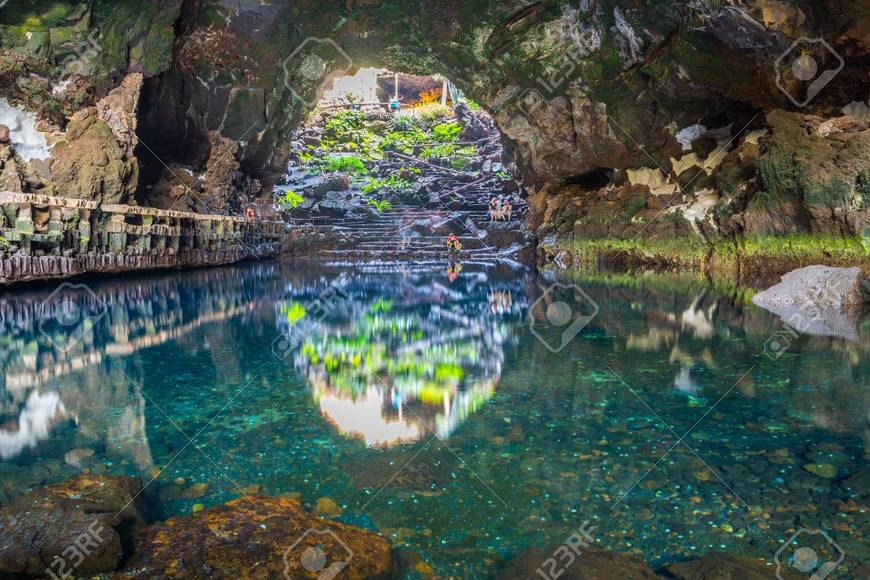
xmin=136 ymin=23 xmax=176 ymax=75
xmin=558 ymin=235 xmax=709 ymax=265
xmin=718 ymin=233 xmax=867 ymax=263
xmin=553 ymin=233 xmax=867 ymax=273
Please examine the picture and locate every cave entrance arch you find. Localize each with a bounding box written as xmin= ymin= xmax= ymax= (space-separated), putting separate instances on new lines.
xmin=270 ymin=65 xmax=532 ymax=263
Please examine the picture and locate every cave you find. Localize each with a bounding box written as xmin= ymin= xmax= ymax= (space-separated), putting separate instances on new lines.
xmin=0 ymin=1 xmax=868 ymax=578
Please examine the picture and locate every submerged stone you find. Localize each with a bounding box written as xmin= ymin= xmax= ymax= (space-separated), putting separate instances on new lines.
xmin=119 ymin=495 xmax=392 ymax=578
xmin=752 ymin=266 xmax=868 ymax=339
xmin=495 ymin=545 xmax=661 ymax=579
xmin=802 ymin=463 xmax=838 ymax=479
xmin=0 ymin=474 xmax=143 ymax=577
xmin=315 ymin=496 xmax=343 ymax=516
xmin=665 ymin=552 xmax=801 ymax=579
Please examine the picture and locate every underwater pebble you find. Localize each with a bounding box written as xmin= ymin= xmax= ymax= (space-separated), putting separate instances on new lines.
xmin=315 ymin=496 xmax=342 ymax=516
xmin=414 ymin=560 xmax=434 ymax=575
xmin=183 ymin=482 xmax=210 ymax=499
xmin=802 ymin=463 xmax=837 ymax=479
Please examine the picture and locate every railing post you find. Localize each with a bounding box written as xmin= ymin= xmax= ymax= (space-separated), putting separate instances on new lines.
xmin=79 ymin=208 xmax=92 ymax=254
xmin=16 ymin=202 xmax=33 ymax=254
xmin=108 ymin=213 xmax=127 ymax=253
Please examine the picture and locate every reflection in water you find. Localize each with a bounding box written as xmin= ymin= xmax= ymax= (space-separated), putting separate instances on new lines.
xmin=278 ymin=268 xmax=528 ymax=446
xmin=0 ymin=391 xmax=64 ymax=460
xmin=0 ymin=266 xmax=284 ymax=465
xmin=0 ymin=263 xmax=865 ymax=577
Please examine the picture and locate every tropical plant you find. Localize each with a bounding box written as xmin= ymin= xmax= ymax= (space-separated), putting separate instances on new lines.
xmin=362 ymin=174 xmax=416 ymax=196
xmin=432 ymin=121 xmax=461 ymax=142
xmin=325 ymin=110 xmax=367 ymax=136
xmin=380 ymin=127 xmax=428 ymax=153
xmin=390 ymin=112 xmax=419 ymax=132
xmin=323 ymin=155 xmax=367 ymax=173
xmin=276 ymin=190 xmax=304 ymax=210
xmin=297 ymin=151 xmax=316 ymax=164
xmin=420 ymin=143 xmax=456 ymax=159
xmin=414 ymin=103 xmax=452 ymax=124
xmin=367 ymin=198 xmax=394 ymax=213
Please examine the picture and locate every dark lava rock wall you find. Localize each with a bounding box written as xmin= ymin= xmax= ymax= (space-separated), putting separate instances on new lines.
xmin=1 ymin=1 xmax=868 ymax=235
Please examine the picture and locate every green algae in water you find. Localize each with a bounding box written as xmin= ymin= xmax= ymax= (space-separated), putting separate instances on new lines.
xmin=0 ymin=262 xmax=866 ymax=577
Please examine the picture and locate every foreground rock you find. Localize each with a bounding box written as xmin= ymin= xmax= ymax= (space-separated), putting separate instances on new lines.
xmin=0 ymin=474 xmax=143 ymax=577
xmin=495 ymin=545 xmax=661 ymax=579
xmin=751 ymin=266 xmax=868 ymax=339
xmin=119 ymin=495 xmax=392 ymax=579
xmin=665 ymin=552 xmax=801 ymax=579
xmin=753 ymin=266 xmax=868 ymax=310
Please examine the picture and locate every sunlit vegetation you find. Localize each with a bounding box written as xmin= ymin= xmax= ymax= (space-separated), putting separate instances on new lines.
xmin=367 ymin=198 xmax=394 ymax=213
xmin=276 ymin=189 xmax=304 ymax=210
xmin=323 ymin=155 xmax=367 ymax=173
xmin=363 ymin=175 xmax=415 ymax=196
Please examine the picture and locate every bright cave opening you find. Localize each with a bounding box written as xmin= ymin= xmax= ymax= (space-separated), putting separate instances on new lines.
xmin=271 ymin=68 xmax=534 ymax=264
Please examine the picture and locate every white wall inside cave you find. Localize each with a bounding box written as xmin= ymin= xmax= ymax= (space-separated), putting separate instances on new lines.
xmin=0 ymin=98 xmax=50 ymax=162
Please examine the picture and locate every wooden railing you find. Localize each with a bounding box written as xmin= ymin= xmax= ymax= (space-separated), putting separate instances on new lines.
xmin=0 ymin=192 xmax=286 ymax=284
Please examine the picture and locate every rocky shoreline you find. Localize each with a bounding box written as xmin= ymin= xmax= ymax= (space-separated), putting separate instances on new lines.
xmin=0 ymin=473 xmax=835 ymax=579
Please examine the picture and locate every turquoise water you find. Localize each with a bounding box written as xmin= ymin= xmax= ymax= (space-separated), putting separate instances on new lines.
xmin=0 ymin=262 xmax=867 ymax=577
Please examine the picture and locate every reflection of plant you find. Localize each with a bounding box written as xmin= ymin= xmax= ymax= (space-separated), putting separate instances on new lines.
xmin=282 ymin=302 xmax=307 ymax=324
xmin=435 ymin=363 xmax=464 ymax=381
xmin=277 ymin=190 xmax=304 ymax=210
xmin=369 ymin=298 xmax=393 ymax=314
xmin=293 ymin=297 xmax=503 ymax=438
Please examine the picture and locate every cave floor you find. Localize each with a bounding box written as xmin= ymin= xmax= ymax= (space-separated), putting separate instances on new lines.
xmin=1 ymin=260 xmax=866 ymax=577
